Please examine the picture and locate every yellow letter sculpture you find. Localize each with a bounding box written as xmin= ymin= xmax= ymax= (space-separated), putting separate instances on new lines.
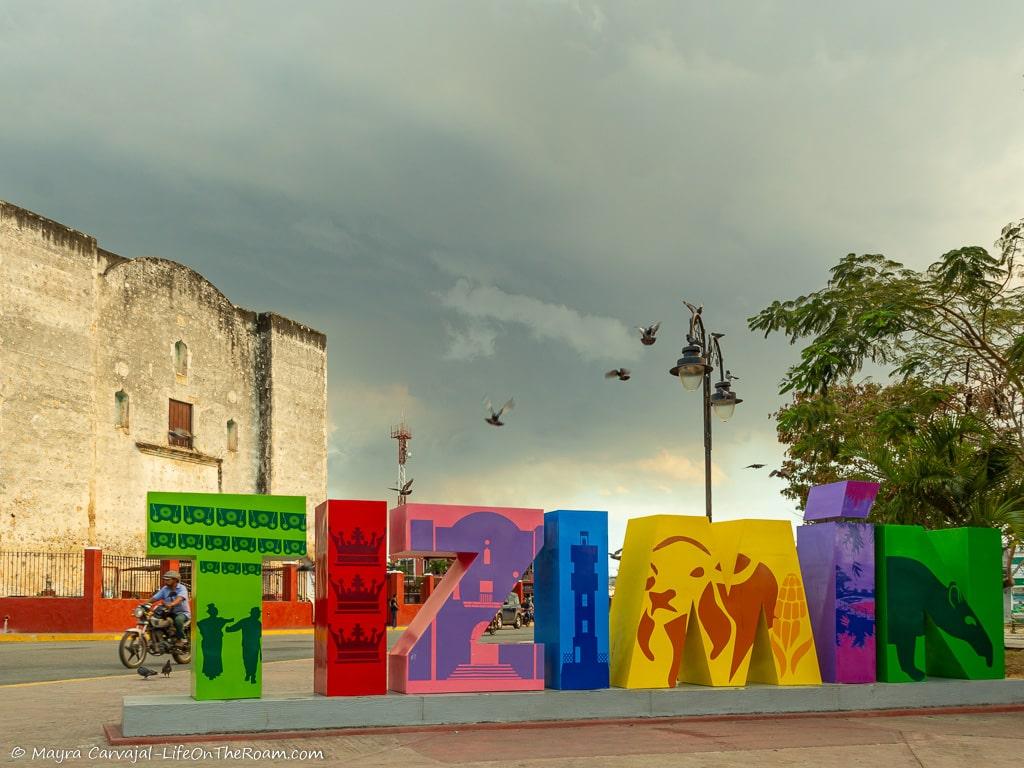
xmin=610 ymin=515 xmax=820 ymax=689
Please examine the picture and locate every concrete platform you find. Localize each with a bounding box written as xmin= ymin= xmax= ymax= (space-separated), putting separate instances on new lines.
xmin=120 ymin=678 xmax=1024 ymax=737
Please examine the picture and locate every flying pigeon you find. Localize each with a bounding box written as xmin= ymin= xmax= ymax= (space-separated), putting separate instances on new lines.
xmin=609 ymin=548 xmax=623 ymax=561
xmin=168 ymin=428 xmax=192 ymax=440
xmin=161 ymin=659 xmax=172 ymax=677
xmin=683 ymin=301 xmax=703 ymax=316
xmin=137 ymin=666 xmax=158 ymax=680
xmin=745 ymin=463 xmax=765 ymax=469
xmin=389 ymin=479 xmax=414 ymax=495
xmin=605 ymin=368 xmax=631 ymax=381
xmin=636 ymin=322 xmax=661 ymax=346
xmin=726 ymin=370 xmax=740 ymax=381
xmin=769 ymin=468 xmax=792 ymax=479
xmin=484 ymin=397 xmax=515 ymax=427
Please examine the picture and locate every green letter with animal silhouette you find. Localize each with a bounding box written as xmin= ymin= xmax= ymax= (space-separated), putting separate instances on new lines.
xmin=876 ymin=525 xmax=1003 ymax=682
xmin=146 ymin=492 xmax=307 ymax=700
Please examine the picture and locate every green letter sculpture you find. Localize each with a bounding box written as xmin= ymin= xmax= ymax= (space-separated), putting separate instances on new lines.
xmin=876 ymin=525 xmax=1003 ymax=682
xmin=146 ymin=491 xmax=307 ymax=700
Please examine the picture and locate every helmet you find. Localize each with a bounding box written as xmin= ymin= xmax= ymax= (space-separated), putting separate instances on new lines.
xmin=162 ymin=570 xmax=180 ymax=581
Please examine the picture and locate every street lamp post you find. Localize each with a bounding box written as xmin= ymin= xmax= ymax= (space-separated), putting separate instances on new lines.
xmin=669 ymin=303 xmax=742 ymax=522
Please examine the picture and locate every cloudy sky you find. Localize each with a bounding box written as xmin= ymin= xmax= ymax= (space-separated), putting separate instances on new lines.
xmin=3 ymin=2 xmax=1023 ymax=558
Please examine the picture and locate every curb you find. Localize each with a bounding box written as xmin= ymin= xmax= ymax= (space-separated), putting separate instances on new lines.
xmin=104 ymin=702 xmax=1024 ymax=746
xmin=0 ymin=627 xmax=408 ymax=643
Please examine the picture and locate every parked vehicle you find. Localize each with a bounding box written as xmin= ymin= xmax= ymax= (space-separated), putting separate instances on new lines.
xmin=499 ymin=593 xmax=523 ymax=629
xmin=118 ymin=603 xmax=192 ymax=668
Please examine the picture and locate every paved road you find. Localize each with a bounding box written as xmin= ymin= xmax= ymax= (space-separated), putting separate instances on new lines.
xmin=0 ymin=626 xmax=535 ymax=686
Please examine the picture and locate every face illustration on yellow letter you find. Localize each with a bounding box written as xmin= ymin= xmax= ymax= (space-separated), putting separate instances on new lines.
xmin=635 ymin=536 xmax=730 ymax=687
xmin=620 ymin=518 xmax=820 ymax=689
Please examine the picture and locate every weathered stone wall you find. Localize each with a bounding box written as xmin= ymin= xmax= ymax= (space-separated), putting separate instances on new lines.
xmin=260 ymin=313 xmax=327 ymax=553
xmin=92 ymin=258 xmax=262 ymax=554
xmin=0 ymin=202 xmax=327 ymax=556
xmin=0 ymin=204 xmax=98 ymax=551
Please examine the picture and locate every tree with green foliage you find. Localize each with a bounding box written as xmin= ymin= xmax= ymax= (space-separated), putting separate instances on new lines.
xmin=750 ymin=220 xmax=1024 ymax=438
xmin=750 ymin=221 xmax=1024 ymax=585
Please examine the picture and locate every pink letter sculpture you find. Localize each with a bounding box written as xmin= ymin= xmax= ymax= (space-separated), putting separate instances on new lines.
xmin=387 ymin=503 xmax=544 ymax=693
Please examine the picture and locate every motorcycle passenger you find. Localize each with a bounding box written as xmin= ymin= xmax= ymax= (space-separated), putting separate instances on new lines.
xmin=147 ymin=570 xmax=191 ymax=646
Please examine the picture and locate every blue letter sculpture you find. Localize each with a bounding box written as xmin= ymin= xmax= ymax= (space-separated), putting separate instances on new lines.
xmin=534 ymin=510 xmax=610 ymax=689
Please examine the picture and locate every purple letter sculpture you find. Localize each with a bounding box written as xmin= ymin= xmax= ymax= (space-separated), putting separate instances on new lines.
xmin=797 ymin=481 xmax=879 ymax=683
xmin=804 ymin=480 xmax=879 ymax=522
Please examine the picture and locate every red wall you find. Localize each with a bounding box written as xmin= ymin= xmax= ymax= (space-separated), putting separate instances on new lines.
xmin=0 ymin=549 xmax=313 ymax=633
xmin=0 ymin=597 xmax=90 ymax=633
xmin=262 ymin=599 xmax=313 ymax=628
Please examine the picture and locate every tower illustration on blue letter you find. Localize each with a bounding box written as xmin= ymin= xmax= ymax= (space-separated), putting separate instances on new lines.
xmin=535 ymin=510 xmax=610 ymax=689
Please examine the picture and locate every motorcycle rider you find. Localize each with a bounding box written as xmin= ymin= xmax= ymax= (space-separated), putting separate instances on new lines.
xmin=147 ymin=570 xmax=191 ymax=646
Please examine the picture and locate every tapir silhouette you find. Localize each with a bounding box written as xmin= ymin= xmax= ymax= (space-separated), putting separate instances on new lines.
xmin=885 ymin=556 xmax=993 ymax=680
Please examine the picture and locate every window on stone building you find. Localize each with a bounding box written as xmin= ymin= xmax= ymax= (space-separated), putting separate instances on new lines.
xmin=174 ymin=341 xmax=188 ymax=378
xmin=168 ymin=399 xmax=193 ymax=449
xmin=114 ymin=390 xmax=129 ymax=430
xmin=226 ymin=419 xmax=238 ymax=452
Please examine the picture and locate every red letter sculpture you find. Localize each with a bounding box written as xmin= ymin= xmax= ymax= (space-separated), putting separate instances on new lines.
xmin=314 ymin=499 xmax=387 ymax=696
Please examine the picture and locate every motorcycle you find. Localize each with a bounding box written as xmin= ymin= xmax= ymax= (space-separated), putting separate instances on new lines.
xmin=522 ymin=606 xmax=535 ymax=627
xmin=118 ymin=603 xmax=192 ymax=668
xmin=486 ymin=612 xmax=502 ymax=635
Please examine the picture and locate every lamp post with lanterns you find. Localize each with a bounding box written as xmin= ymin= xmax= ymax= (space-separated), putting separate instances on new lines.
xmin=669 ymin=302 xmax=742 ymax=522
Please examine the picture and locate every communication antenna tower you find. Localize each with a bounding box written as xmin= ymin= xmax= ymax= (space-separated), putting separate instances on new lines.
xmin=389 ymin=418 xmax=413 ymax=506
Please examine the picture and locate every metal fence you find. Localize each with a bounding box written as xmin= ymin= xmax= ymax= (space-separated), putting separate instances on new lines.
xmin=0 ymin=551 xmax=85 ymax=597
xmin=298 ymin=568 xmax=313 ymax=602
xmin=263 ymin=566 xmax=285 ymax=601
xmin=404 ymin=575 xmax=425 ymax=604
xmin=101 ymin=556 xmax=165 ymax=600
xmin=0 ymin=551 xmax=298 ymax=601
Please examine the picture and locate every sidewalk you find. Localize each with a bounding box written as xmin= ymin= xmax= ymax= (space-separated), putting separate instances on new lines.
xmin=1 ymin=657 xmax=1023 ymax=768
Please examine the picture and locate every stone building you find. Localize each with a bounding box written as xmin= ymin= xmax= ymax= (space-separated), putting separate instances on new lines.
xmin=0 ymin=201 xmax=327 ymax=555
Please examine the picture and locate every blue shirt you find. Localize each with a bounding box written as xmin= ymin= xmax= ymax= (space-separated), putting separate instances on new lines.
xmin=151 ymin=583 xmax=191 ymax=617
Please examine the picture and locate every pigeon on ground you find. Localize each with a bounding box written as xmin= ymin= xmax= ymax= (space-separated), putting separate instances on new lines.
xmin=137 ymin=666 xmax=158 ymax=680
xmin=745 ymin=463 xmax=765 ymax=469
xmin=389 ymin=479 xmax=414 ymax=496
xmin=605 ymin=368 xmax=631 ymax=381
xmin=484 ymin=397 xmax=515 ymax=427
xmin=636 ymin=322 xmax=661 ymax=346
xmin=161 ymin=659 xmax=172 ymax=677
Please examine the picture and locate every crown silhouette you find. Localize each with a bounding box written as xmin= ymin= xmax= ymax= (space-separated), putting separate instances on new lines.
xmin=330 ymin=574 xmax=383 ymax=613
xmin=330 ymin=527 xmax=384 ymax=565
xmin=329 ymin=623 xmax=384 ymax=663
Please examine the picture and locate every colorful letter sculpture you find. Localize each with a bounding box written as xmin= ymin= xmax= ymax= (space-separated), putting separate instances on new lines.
xmin=876 ymin=524 xmax=1003 ymax=682
xmin=797 ymin=481 xmax=878 ymax=683
xmin=804 ymin=480 xmax=880 ymax=521
xmin=388 ymin=503 xmax=544 ymax=693
xmin=610 ymin=515 xmax=820 ymax=689
xmin=314 ymin=500 xmax=387 ymax=696
xmin=534 ymin=510 xmax=610 ymax=689
xmin=146 ymin=491 xmax=307 ymax=700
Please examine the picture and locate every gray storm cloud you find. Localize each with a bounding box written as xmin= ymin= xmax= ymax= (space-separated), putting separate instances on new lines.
xmin=1 ymin=2 xmax=1022 ymax=544
xmin=439 ymin=279 xmax=640 ymax=361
